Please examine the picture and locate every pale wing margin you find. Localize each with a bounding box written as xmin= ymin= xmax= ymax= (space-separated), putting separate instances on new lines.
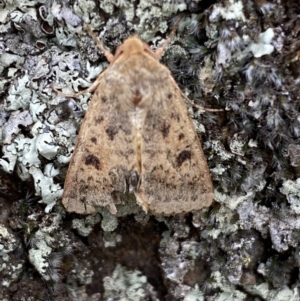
xmin=62 ymin=70 xmax=136 ymax=214
xmin=135 ymin=67 xmax=214 ymax=215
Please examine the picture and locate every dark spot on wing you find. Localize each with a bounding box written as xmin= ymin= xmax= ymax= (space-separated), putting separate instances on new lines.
xmin=102 ymin=96 xmax=108 ymax=103
xmin=177 ymin=150 xmax=191 ymax=167
xmin=95 ymin=116 xmax=104 ymax=124
xmin=132 ymin=89 xmax=142 ymax=106
xmin=161 ymin=121 xmax=170 ymax=138
xmin=106 ymin=126 xmax=118 ymax=140
xmin=170 ymin=112 xmax=180 ymax=121
xmin=85 ymin=154 xmax=101 ymax=170
xmin=91 ymin=137 xmax=97 ymax=144
xmin=178 ymin=133 xmax=184 ymax=140
xmin=167 ymin=93 xmax=172 ymax=99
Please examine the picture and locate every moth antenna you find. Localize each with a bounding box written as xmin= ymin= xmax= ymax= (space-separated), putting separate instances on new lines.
xmin=154 ymin=16 xmax=184 ymax=60
xmin=84 ymin=23 xmax=114 ymax=63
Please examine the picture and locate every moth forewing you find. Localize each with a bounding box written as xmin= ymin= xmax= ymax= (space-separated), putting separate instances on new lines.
xmin=61 ymin=32 xmax=214 ymax=215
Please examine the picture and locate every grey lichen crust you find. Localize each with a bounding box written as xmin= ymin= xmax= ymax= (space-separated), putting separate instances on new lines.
xmin=1 ymin=0 xmax=300 ymax=300
xmin=103 ymin=264 xmax=158 ymax=301
xmin=0 ymin=224 xmax=24 ymax=289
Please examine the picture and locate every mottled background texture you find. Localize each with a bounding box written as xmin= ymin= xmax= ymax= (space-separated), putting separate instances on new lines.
xmin=1 ymin=0 xmax=300 ymax=300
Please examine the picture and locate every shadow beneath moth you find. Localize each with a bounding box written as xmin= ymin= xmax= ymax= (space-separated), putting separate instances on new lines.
xmin=54 ymin=22 xmax=215 ymax=215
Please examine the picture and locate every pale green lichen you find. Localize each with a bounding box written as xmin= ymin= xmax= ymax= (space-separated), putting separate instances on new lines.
xmin=205 ymin=205 xmax=239 ymax=239
xmin=28 ymin=214 xmax=71 ymax=282
xmin=0 ymin=144 xmax=17 ymax=173
xmin=211 ymin=271 xmax=247 ymax=300
xmin=0 ymin=53 xmax=24 ymax=74
xmin=5 ymin=73 xmax=34 ymax=111
xmin=215 ymin=190 xmax=254 ymax=211
xmin=103 ymin=232 xmax=122 ymax=248
xmin=210 ymin=0 xmax=246 ymax=22
xmin=280 ymin=178 xmax=300 ymax=214
xmin=100 ymin=210 xmax=119 ymax=232
xmin=72 ymin=214 xmax=101 ymax=237
xmin=244 ymin=282 xmax=300 ymax=301
xmin=249 ymin=28 xmax=275 ymax=58
xmin=30 ymin=166 xmax=63 ymax=213
xmin=183 ymin=285 xmax=205 ymax=301
xmin=0 ymin=223 xmax=24 ymax=287
xmin=103 ymin=264 xmax=149 ymax=301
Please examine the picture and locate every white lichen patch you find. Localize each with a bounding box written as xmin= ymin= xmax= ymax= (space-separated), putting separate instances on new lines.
xmin=209 ymin=0 xmax=246 ymax=22
xmin=5 ymin=73 xmax=34 ymax=111
xmin=280 ymin=178 xmax=300 ymax=214
xmin=209 ymin=140 xmax=234 ymax=161
xmin=211 ymin=271 xmax=247 ymax=300
xmin=215 ymin=190 xmax=254 ymax=211
xmin=1 ymin=113 xmax=72 ymax=210
xmin=31 ymin=166 xmax=63 ymax=213
xmin=28 ymin=233 xmax=53 ymax=280
xmin=249 ymin=28 xmax=275 ymax=58
xmin=0 ymin=29 xmax=91 ymax=212
xmin=205 ymin=205 xmax=239 ymax=239
xmin=134 ymin=0 xmax=181 ymax=41
xmin=183 ymin=285 xmax=204 ymax=301
xmin=0 ymin=143 xmax=18 ymax=173
xmin=229 ymin=132 xmax=247 ymax=156
xmin=0 ymin=53 xmax=25 ymax=74
xmin=103 ymin=232 xmax=122 ymax=248
xmin=51 ymin=0 xmax=81 ymax=27
xmin=28 ymin=214 xmax=71 ymax=282
xmin=72 ymin=214 xmax=101 ymax=237
xmin=0 ymin=224 xmax=16 ymax=257
xmin=0 ymin=224 xmax=24 ymax=288
xmin=244 ymin=282 xmax=300 ymax=301
xmin=103 ymin=264 xmax=150 ymax=301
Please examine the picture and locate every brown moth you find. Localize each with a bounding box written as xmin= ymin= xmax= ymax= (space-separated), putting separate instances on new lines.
xmin=59 ymin=24 xmax=214 ymax=215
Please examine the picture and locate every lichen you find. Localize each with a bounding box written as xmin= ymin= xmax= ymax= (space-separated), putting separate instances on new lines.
xmin=1 ymin=0 xmax=300 ymax=299
xmin=72 ymin=214 xmax=101 ymax=237
xmin=103 ymin=264 xmax=153 ymax=301
xmin=0 ymin=224 xmax=24 ymax=289
xmin=280 ymin=179 xmax=300 ymax=214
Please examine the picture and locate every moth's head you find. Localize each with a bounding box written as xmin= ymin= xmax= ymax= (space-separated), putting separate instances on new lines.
xmin=113 ymin=36 xmax=155 ymax=61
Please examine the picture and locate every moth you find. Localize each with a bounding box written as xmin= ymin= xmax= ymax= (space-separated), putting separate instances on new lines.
xmin=58 ymin=23 xmax=214 ymax=215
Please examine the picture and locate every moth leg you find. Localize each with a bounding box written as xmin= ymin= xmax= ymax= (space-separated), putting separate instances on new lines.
xmin=51 ymin=76 xmax=102 ymax=98
xmin=84 ymin=24 xmax=114 ymax=63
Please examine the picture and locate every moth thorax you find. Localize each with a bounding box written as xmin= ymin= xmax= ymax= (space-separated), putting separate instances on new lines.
xmin=123 ymin=37 xmax=144 ymax=54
